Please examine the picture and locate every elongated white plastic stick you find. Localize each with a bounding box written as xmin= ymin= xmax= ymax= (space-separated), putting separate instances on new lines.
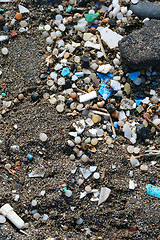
xmin=0 ymin=204 xmax=24 ymax=229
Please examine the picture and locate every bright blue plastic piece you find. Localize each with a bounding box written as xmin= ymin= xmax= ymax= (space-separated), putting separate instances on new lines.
xmin=135 ymin=100 xmax=141 ymax=106
xmin=61 ymin=68 xmax=70 ymax=77
xmin=27 ymin=154 xmax=33 ymax=161
xmin=97 ymin=73 xmax=113 ymax=99
xmin=129 ymin=71 xmax=141 ymax=81
xmin=114 ymin=122 xmax=118 ymax=128
xmin=152 ymin=82 xmax=159 ymax=86
xmin=146 ymin=184 xmax=160 ymax=199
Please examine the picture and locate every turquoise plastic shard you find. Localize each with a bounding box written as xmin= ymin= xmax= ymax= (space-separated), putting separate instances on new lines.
xmin=61 ymin=68 xmax=70 ymax=77
xmin=84 ymin=14 xmax=100 ymax=23
xmin=66 ymin=5 xmax=72 ymax=13
xmin=146 ymin=184 xmax=160 ymax=199
xmin=129 ymin=71 xmax=140 ymax=81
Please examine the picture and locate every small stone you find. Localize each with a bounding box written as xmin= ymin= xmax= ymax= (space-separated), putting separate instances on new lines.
xmin=93 ymin=172 xmax=100 ymax=179
xmin=85 ymin=185 xmax=91 ymax=192
xmin=39 ymin=133 xmax=48 ymax=142
xmin=136 ymin=124 xmax=153 ymax=140
xmin=31 ymin=92 xmax=39 ymax=101
xmin=0 ymin=215 xmax=6 ymax=223
xmin=56 ymin=104 xmax=64 ymax=113
xmin=134 ymin=147 xmax=140 ymax=154
xmin=92 ymin=114 xmax=100 ymax=123
xmin=81 ymin=56 xmax=89 ymax=68
xmin=2 ymin=47 xmax=8 ymax=55
xmin=91 ymin=138 xmax=98 ymax=146
xmin=124 ymin=83 xmax=131 ymax=95
xmin=109 ymin=19 xmax=116 ymax=27
xmin=140 ymin=164 xmax=148 ymax=171
xmin=81 ymin=154 xmax=89 ymax=163
xmin=33 ymin=213 xmax=41 ymax=219
xmin=31 ymin=200 xmax=37 ymax=206
xmin=65 ymin=190 xmax=72 ymax=197
xmin=18 ymin=94 xmax=24 ymax=100
xmin=20 ymin=20 xmax=27 ymax=27
xmin=106 ymin=136 xmax=113 ymax=145
xmin=70 ymin=154 xmax=75 ymax=160
xmin=127 ymin=145 xmax=134 ymax=154
xmin=120 ymin=98 xmax=134 ymax=110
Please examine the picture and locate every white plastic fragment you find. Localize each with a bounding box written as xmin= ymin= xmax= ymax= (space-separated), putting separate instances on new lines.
xmin=18 ymin=5 xmax=30 ymax=13
xmin=129 ymin=180 xmax=137 ymax=190
xmin=0 ymin=36 xmax=8 ymax=42
xmin=29 ymin=168 xmax=46 ymax=178
xmin=0 ymin=204 xmax=24 ymax=229
xmin=84 ymin=41 xmax=100 ymax=50
xmin=97 ymin=64 xmax=113 ymax=74
xmin=98 ymin=187 xmax=111 ymax=205
xmin=79 ymin=91 xmax=97 ymax=103
xmin=98 ymin=27 xmax=123 ymax=49
xmin=80 ymin=168 xmax=92 ymax=179
xmin=130 ymin=155 xmax=140 ymax=167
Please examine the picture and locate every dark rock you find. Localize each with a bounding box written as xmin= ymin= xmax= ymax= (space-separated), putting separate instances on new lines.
xmin=136 ymin=124 xmax=153 ymax=140
xmin=130 ymin=1 xmax=160 ymax=20
xmin=109 ymin=19 xmax=116 ymax=27
xmin=149 ymin=177 xmax=156 ymax=185
xmin=105 ymin=103 xmax=116 ymax=113
xmin=70 ymin=63 xmax=76 ymax=72
xmin=31 ymin=92 xmax=39 ymax=101
xmin=81 ymin=56 xmax=89 ymax=69
xmin=65 ymin=79 xmax=71 ymax=89
xmin=119 ymin=20 xmax=160 ymax=71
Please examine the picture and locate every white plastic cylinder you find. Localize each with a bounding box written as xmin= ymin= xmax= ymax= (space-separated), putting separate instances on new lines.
xmin=0 ymin=204 xmax=24 ymax=229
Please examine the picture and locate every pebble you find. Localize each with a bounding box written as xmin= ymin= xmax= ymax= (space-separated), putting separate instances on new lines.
xmin=85 ymin=185 xmax=91 ymax=193
xmin=0 ymin=215 xmax=6 ymax=223
xmin=93 ymin=172 xmax=100 ymax=179
xmin=92 ymin=114 xmax=100 ymax=123
xmin=81 ymin=154 xmax=89 ymax=163
xmin=31 ymin=200 xmax=37 ymax=206
xmin=65 ymin=190 xmax=72 ymax=197
xmin=33 ymin=213 xmax=41 ymax=219
xmin=2 ymin=47 xmax=8 ymax=55
xmin=140 ymin=164 xmax=148 ymax=171
xmin=56 ymin=104 xmax=64 ymax=113
xmin=91 ymin=138 xmax=98 ymax=146
xmin=39 ymin=133 xmax=48 ymax=142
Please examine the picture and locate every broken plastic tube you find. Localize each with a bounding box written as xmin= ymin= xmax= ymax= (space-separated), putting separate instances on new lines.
xmin=146 ymin=184 xmax=160 ymax=199
xmin=79 ymin=91 xmax=97 ymax=103
xmin=0 ymin=203 xmax=25 ymax=229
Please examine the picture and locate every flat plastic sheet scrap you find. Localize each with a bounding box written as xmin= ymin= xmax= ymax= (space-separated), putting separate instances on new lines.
xmin=97 ymin=73 xmax=113 ymax=99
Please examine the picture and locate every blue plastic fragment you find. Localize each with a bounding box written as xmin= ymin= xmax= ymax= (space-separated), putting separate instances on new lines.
xmin=90 ymin=24 xmax=99 ymax=29
xmin=146 ymin=184 xmax=160 ymax=199
xmin=27 ymin=154 xmax=33 ymax=161
xmin=129 ymin=71 xmax=141 ymax=81
xmin=4 ymin=174 xmax=8 ymax=178
xmin=135 ymin=100 xmax=141 ymax=106
xmin=135 ymin=97 xmax=145 ymax=100
xmin=97 ymin=73 xmax=113 ymax=99
xmin=61 ymin=68 xmax=70 ymax=77
xmin=75 ymin=72 xmax=84 ymax=77
xmin=114 ymin=122 xmax=118 ymax=128
xmin=152 ymin=82 xmax=159 ymax=86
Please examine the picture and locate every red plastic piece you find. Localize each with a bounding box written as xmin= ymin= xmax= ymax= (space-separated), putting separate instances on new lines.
xmin=10 ymin=30 xmax=18 ymax=38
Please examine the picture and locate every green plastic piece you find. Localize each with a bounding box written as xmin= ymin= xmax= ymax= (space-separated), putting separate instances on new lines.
xmin=66 ymin=5 xmax=72 ymax=13
xmin=62 ymin=186 xmax=67 ymax=193
xmin=84 ymin=14 xmax=100 ymax=23
xmin=2 ymin=93 xmax=6 ymax=96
